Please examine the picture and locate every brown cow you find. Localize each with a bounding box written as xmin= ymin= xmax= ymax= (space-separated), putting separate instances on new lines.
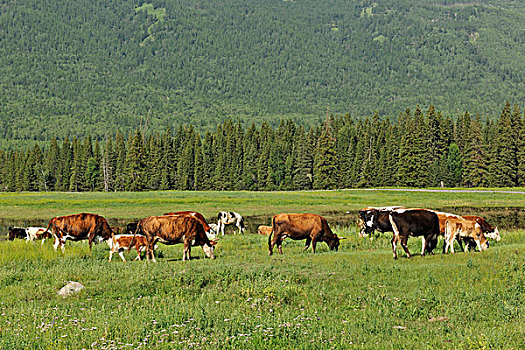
xmin=462 ymin=215 xmax=501 ymax=242
xmin=107 ymin=234 xmax=149 ymax=262
xmin=46 ymin=213 xmax=113 ymax=252
xmin=132 ymin=215 xmax=216 ymax=262
xmin=257 ymin=225 xmax=273 ymax=236
xmin=444 ymin=217 xmax=488 ymax=253
xmin=268 ymin=213 xmax=343 ymax=255
xmin=164 ymin=211 xmax=212 ymax=234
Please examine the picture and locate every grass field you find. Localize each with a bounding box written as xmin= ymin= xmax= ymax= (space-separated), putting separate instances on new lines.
xmin=0 ymin=190 xmax=524 ymax=349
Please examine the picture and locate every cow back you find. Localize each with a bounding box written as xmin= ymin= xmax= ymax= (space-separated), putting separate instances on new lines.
xmin=390 ymin=209 xmax=440 ymax=237
xmin=139 ymin=215 xmax=210 ymax=246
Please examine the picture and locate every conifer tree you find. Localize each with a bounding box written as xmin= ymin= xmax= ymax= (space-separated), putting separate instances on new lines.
xmin=462 ymin=115 xmax=486 ymax=187
xmin=490 ymin=102 xmax=516 ymax=186
xmin=124 ymin=129 xmax=147 ymax=191
xmin=313 ymin=114 xmax=338 ymax=189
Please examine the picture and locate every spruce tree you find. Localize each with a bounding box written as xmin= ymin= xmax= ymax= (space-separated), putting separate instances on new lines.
xmin=313 ymin=115 xmax=338 ymax=189
xmin=124 ymin=129 xmax=147 ymax=191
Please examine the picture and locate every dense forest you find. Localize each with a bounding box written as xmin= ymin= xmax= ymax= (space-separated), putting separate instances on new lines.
xmin=0 ymin=0 xmax=524 ymax=143
xmin=1 ymin=102 xmax=523 ymax=191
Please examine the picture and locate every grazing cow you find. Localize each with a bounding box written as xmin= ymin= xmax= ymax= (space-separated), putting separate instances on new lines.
xmin=107 ymin=234 xmax=149 ymax=262
xmin=45 ymin=213 xmax=113 ymax=252
xmin=217 ymin=211 xmax=245 ymax=236
xmin=388 ymin=209 xmax=441 ymax=259
xmin=268 ymin=213 xmax=343 ymax=255
xmin=26 ymin=227 xmax=52 ymax=244
xmin=131 ymin=215 xmax=216 ymax=262
xmin=8 ymin=227 xmax=28 ymax=241
xmin=462 ymin=215 xmax=501 ymax=242
xmin=257 ymin=225 xmax=273 ymax=236
xmin=444 ymin=217 xmax=489 ymax=253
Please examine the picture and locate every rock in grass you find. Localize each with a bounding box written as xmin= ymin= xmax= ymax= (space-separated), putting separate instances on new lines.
xmin=57 ymin=281 xmax=84 ymax=298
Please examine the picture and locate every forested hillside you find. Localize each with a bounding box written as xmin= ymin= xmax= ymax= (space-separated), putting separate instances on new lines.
xmin=0 ymin=0 xmax=523 ymax=143
xmin=1 ymin=102 xmax=523 ymax=191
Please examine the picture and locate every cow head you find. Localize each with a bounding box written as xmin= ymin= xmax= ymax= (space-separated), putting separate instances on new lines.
xmin=7 ymin=227 xmax=15 ymax=241
xmin=201 ymin=241 xmax=216 ymax=259
xmin=358 ymin=209 xmax=378 ymax=236
xmin=326 ymin=235 xmax=344 ymax=251
xmin=485 ymin=227 xmax=501 ymax=242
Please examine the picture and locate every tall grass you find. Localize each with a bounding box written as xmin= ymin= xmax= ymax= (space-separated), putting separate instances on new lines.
xmin=0 ymin=229 xmax=523 ymax=349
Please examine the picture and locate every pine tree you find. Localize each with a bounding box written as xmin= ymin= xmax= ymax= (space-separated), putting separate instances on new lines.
xmin=124 ymin=129 xmax=147 ymax=191
xmin=490 ymin=101 xmax=516 ymax=186
xmin=517 ymin=109 xmax=525 ymax=186
xmin=462 ymin=115 xmax=486 ymax=187
xmin=313 ymin=114 xmax=338 ymax=189
xmin=113 ymin=131 xmax=127 ymax=191
xmin=445 ymin=143 xmax=462 ymax=187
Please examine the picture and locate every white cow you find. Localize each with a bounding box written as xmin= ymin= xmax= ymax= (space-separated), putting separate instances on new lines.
xmin=217 ymin=211 xmax=246 ymax=236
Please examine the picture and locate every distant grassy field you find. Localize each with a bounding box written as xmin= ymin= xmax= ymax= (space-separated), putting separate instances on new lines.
xmin=0 ymin=190 xmax=523 ymax=349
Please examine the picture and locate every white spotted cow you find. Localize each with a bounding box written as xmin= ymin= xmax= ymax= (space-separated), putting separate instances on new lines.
xmin=217 ymin=211 xmax=246 ymax=236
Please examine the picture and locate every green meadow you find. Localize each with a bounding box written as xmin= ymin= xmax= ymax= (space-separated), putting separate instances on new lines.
xmin=0 ymin=190 xmax=523 ymax=349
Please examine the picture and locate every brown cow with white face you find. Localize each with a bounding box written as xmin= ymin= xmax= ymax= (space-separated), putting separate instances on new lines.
xmin=132 ymin=215 xmax=216 ymax=262
xmin=46 ymin=213 xmax=113 ymax=252
xmin=257 ymin=225 xmax=273 ymax=236
xmin=268 ymin=213 xmax=343 ymax=255
xmin=444 ymin=217 xmax=488 ymax=253
xmin=462 ymin=215 xmax=501 ymax=242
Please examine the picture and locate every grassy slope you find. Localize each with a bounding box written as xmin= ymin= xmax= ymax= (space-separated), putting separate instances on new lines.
xmin=0 ymin=231 xmax=523 ymax=349
xmin=0 ymin=190 xmax=523 ymax=348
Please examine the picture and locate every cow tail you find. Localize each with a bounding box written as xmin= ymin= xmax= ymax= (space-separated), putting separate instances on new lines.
xmin=268 ymin=216 xmax=275 ymax=251
xmin=128 ymin=221 xmax=140 ymax=250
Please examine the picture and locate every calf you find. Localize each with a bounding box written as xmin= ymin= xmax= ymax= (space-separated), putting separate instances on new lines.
xmin=388 ymin=209 xmax=440 ymax=259
xmin=107 ymin=234 xmax=149 ymax=262
xmin=269 ymin=213 xmax=343 ymax=255
xmin=444 ymin=217 xmax=488 ymax=253
xmin=257 ymin=225 xmax=273 ymax=236
xmin=26 ymin=227 xmax=52 ymax=244
xmin=462 ymin=215 xmax=501 ymax=242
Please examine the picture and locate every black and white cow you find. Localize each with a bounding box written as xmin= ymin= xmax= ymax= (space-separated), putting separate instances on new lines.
xmin=217 ymin=211 xmax=245 ymax=236
xmin=358 ymin=206 xmax=403 ymax=237
xmin=8 ymin=227 xmax=28 ymax=241
xmin=388 ymin=209 xmax=441 ymax=259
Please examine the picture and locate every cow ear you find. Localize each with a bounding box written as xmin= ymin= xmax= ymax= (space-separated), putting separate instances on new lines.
xmin=210 ymin=240 xmax=219 ymax=246
xmin=338 ymin=237 xmax=346 ymax=240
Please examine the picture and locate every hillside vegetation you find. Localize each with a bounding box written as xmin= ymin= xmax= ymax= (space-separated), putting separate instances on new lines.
xmin=0 ymin=0 xmax=524 ymax=141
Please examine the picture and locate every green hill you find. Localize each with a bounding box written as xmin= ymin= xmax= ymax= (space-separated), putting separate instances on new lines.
xmin=0 ymin=0 xmax=523 ymax=141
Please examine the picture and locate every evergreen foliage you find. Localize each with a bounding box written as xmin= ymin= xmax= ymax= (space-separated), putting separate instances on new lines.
xmin=0 ymin=103 xmax=523 ymax=192
xmin=0 ymin=0 xmax=523 ymax=142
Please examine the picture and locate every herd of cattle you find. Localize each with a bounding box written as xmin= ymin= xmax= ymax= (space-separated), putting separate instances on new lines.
xmin=6 ymin=206 xmax=501 ymax=261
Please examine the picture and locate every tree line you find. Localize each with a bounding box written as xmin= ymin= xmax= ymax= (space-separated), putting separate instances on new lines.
xmin=0 ymin=103 xmax=523 ymax=192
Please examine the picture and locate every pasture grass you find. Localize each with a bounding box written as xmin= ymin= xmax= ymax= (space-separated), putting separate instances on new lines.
xmin=1 ymin=189 xmax=525 ymax=223
xmin=0 ymin=228 xmax=523 ymax=349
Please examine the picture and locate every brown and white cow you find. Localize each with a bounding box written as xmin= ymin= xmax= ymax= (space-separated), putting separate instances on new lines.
xmin=131 ymin=214 xmax=216 ymax=262
xmin=107 ymin=234 xmax=149 ymax=262
xmin=257 ymin=225 xmax=273 ymax=236
xmin=268 ymin=213 xmax=343 ymax=255
xmin=45 ymin=213 xmax=113 ymax=252
xmin=444 ymin=217 xmax=489 ymax=253
xmin=388 ymin=209 xmax=441 ymax=259
xmin=462 ymin=215 xmax=501 ymax=242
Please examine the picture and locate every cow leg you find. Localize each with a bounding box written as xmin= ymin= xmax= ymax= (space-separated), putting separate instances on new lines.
xmin=311 ymin=239 xmax=317 ymax=254
xmin=220 ymin=223 xmax=225 ymax=237
xmin=109 ymin=248 xmax=114 ymax=262
xmin=135 ymin=247 xmax=142 ymax=261
xmin=457 ymin=238 xmax=465 ymax=252
xmin=118 ymin=249 xmax=126 ymax=262
xmin=421 ymin=236 xmax=427 ymax=256
xmin=53 ymin=235 xmax=60 ymax=251
xmin=269 ymin=229 xmax=282 ymax=256
xmin=60 ymin=240 xmax=66 ymax=254
xmin=400 ymin=236 xmax=411 ymax=258
xmin=391 ymin=235 xmax=398 ymax=259
xmin=302 ymin=237 xmax=311 ymax=252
